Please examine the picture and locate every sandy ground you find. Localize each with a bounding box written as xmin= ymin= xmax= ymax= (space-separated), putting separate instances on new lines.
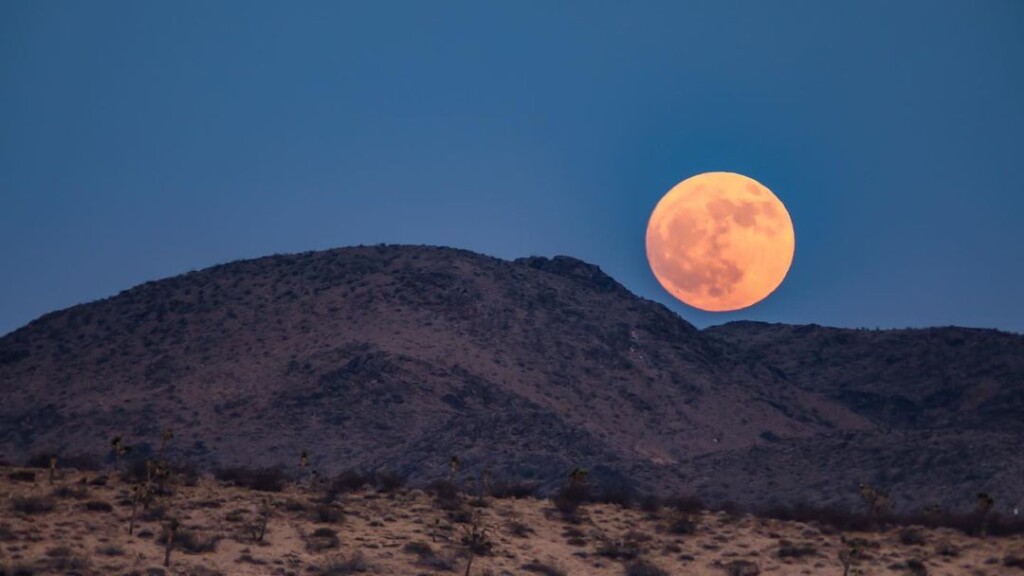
xmin=1 ymin=466 xmax=1022 ymax=576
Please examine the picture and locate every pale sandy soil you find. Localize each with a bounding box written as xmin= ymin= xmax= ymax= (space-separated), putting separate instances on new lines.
xmin=1 ymin=466 xmax=1022 ymax=576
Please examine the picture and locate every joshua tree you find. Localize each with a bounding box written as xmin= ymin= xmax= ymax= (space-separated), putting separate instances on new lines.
xmin=250 ymin=498 xmax=270 ymax=542
xmin=299 ymin=450 xmax=309 ymax=470
xmin=460 ymin=512 xmax=492 ymax=576
xmin=157 ymin=426 xmax=174 ymax=457
xmin=128 ymin=484 xmax=148 ymax=535
xmin=163 ymin=518 xmax=180 ymax=567
xmin=48 ymin=455 xmax=58 ymax=485
xmin=838 ymin=536 xmax=859 ymax=576
xmin=111 ymin=436 xmax=132 ymax=472
xmin=976 ymin=493 xmax=994 ymax=537
xmin=448 ymin=456 xmax=460 ymax=483
xmin=568 ymin=466 xmax=589 ymax=488
xmin=858 ymin=483 xmax=888 ymax=528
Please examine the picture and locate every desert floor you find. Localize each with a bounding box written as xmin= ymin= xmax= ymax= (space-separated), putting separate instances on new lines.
xmin=1 ymin=466 xmax=1022 ymax=576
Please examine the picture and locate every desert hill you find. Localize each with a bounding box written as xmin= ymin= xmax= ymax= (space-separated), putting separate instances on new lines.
xmin=1 ymin=245 xmax=1021 ymax=513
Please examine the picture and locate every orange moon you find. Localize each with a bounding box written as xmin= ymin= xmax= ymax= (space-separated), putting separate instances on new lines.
xmin=645 ymin=172 xmax=795 ymax=312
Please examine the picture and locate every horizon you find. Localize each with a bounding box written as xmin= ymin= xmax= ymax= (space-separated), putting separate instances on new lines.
xmin=3 ymin=242 xmax=1021 ymax=338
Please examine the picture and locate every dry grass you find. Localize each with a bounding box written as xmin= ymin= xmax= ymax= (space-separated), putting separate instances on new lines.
xmin=0 ymin=465 xmax=1022 ymax=575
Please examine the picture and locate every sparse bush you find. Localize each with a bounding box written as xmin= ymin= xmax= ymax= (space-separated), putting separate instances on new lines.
xmin=215 ymin=467 xmax=288 ymax=492
xmin=777 ymin=539 xmax=817 ymax=559
xmin=596 ymin=482 xmax=635 ymax=508
xmin=521 ymin=560 xmax=567 ymax=576
xmin=1004 ymin=555 xmax=1024 ymax=569
xmin=668 ymin=495 xmax=706 ymax=514
xmin=313 ymin=503 xmax=344 ymax=524
xmin=426 ymin=480 xmax=462 ymax=511
xmin=307 ymin=527 xmax=340 ymax=552
xmin=724 ymin=560 xmax=760 ymax=576
xmin=624 ymin=559 xmax=669 ymax=576
xmin=491 ymin=480 xmax=539 ymax=499
xmin=402 ymin=541 xmax=434 ymax=557
xmin=52 ymin=485 xmax=88 ymax=500
xmin=552 ymin=484 xmax=589 ymax=522
xmin=10 ymin=495 xmax=54 ymax=515
xmin=374 ymin=470 xmax=405 ymax=493
xmin=157 ymin=526 xmax=219 ymax=554
xmin=316 ymin=551 xmax=370 ymax=574
xmin=84 ymin=500 xmax=114 ymax=512
xmin=7 ymin=471 xmax=36 ymax=483
xmin=899 ymin=527 xmax=927 ymax=546
xmin=329 ymin=470 xmax=372 ymax=495
xmin=667 ymin=511 xmax=696 ymax=535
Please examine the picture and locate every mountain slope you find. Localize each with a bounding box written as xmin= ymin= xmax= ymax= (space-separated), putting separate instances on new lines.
xmin=0 ymin=245 xmax=864 ymax=497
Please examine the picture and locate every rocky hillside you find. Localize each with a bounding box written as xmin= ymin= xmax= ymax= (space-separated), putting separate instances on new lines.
xmin=1 ymin=245 xmax=1021 ymax=512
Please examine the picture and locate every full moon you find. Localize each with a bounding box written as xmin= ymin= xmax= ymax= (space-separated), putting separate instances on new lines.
xmin=645 ymin=172 xmax=795 ymax=312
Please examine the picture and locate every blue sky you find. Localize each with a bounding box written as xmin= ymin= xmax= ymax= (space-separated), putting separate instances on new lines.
xmin=2 ymin=1 xmax=1022 ymax=336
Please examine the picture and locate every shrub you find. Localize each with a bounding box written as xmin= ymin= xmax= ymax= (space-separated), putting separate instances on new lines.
xmin=10 ymin=496 xmax=55 ymax=515
xmin=724 ymin=560 xmax=760 ymax=576
xmin=624 ymin=559 xmax=669 ymax=576
xmin=899 ymin=527 xmax=927 ymax=546
xmin=7 ymin=471 xmax=36 ymax=483
xmin=402 ymin=541 xmax=434 ymax=557
xmin=313 ymin=503 xmax=344 ymax=524
xmin=521 ymin=560 xmax=567 ymax=576
xmin=215 ymin=467 xmax=288 ymax=492
xmin=307 ymin=527 xmax=340 ymax=552
xmin=84 ymin=500 xmax=114 ymax=513
xmin=596 ymin=482 xmax=635 ymax=508
xmin=374 ymin=470 xmax=405 ymax=493
xmin=776 ymin=539 xmax=817 ymax=559
xmin=552 ymin=484 xmax=589 ymax=522
xmin=426 ymin=480 xmax=462 ymax=511
xmin=52 ymin=485 xmax=88 ymax=500
xmin=317 ymin=551 xmax=370 ymax=574
xmin=157 ymin=526 xmax=219 ymax=553
xmin=491 ymin=480 xmax=540 ymax=499
xmin=669 ymin=495 xmax=705 ymax=514
xmin=667 ymin=512 xmax=696 ymax=535
xmin=329 ymin=470 xmax=372 ymax=495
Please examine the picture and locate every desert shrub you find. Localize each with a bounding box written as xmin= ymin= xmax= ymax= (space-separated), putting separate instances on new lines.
xmin=666 ymin=494 xmax=706 ymax=514
xmin=402 ymin=541 xmax=434 ymax=557
xmin=84 ymin=500 xmax=114 ymax=512
xmin=903 ymin=559 xmax=928 ymax=576
xmin=596 ymin=534 xmax=643 ymax=560
xmin=759 ymin=502 xmax=871 ymax=532
xmin=596 ymin=482 xmax=635 ymax=508
xmin=157 ymin=526 xmax=219 ymax=554
xmin=639 ymin=495 xmax=662 ymax=513
xmin=624 ymin=559 xmax=669 ymax=576
xmin=491 ymin=480 xmax=540 ymax=499
xmin=1004 ymin=555 xmax=1024 ymax=568
xmin=374 ymin=470 xmax=405 ymax=493
xmin=215 ymin=467 xmax=288 ymax=492
xmin=307 ymin=527 xmax=340 ymax=552
xmin=508 ymin=519 xmax=533 ymax=537
xmin=521 ymin=560 xmax=567 ymax=576
xmin=899 ymin=527 xmax=927 ymax=546
xmin=316 ymin=551 xmax=370 ymax=574
xmin=776 ymin=539 xmax=817 ymax=559
xmin=329 ymin=470 xmax=372 ymax=495
xmin=96 ymin=545 xmax=124 ymax=556
xmin=724 ymin=560 xmax=760 ymax=576
xmin=52 ymin=485 xmax=88 ymax=500
xmin=0 ymin=524 xmax=15 ymax=541
xmin=10 ymin=496 xmax=54 ymax=515
xmin=426 ymin=480 xmax=462 ymax=511
xmin=7 ymin=471 xmax=36 ymax=483
xmin=0 ymin=562 xmax=36 ymax=576
xmin=667 ymin=511 xmax=696 ymax=535
xmin=552 ymin=484 xmax=589 ymax=522
xmin=313 ymin=503 xmax=344 ymax=524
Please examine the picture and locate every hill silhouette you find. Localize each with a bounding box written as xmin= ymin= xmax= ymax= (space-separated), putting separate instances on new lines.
xmin=1 ymin=245 xmax=1021 ymax=512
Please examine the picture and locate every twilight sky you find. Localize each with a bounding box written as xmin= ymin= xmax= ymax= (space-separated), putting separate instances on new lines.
xmin=2 ymin=1 xmax=1023 ymax=336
